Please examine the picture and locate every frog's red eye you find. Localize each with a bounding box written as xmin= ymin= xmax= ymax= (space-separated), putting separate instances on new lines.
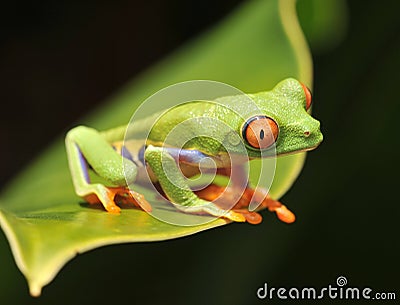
xmin=300 ymin=83 xmax=312 ymax=110
xmin=242 ymin=116 xmax=279 ymax=150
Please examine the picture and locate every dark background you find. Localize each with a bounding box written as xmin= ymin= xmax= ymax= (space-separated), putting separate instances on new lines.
xmin=1 ymin=0 xmax=399 ymax=304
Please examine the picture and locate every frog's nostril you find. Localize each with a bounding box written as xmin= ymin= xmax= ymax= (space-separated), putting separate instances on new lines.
xmin=304 ymin=131 xmax=310 ymax=137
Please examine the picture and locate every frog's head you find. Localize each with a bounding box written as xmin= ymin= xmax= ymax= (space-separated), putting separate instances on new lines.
xmin=242 ymin=78 xmax=323 ymax=157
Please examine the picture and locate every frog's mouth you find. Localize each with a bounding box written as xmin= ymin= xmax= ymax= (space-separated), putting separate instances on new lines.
xmin=277 ymin=142 xmax=322 ymax=157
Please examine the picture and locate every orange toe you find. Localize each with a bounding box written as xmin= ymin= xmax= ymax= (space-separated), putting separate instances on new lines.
xmin=274 ymin=206 xmax=296 ymax=223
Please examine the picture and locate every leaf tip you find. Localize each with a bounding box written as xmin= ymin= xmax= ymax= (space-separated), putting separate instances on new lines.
xmin=29 ymin=283 xmax=42 ymax=297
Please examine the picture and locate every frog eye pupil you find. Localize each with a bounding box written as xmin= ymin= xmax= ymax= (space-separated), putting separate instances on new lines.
xmin=260 ymin=129 xmax=265 ymax=140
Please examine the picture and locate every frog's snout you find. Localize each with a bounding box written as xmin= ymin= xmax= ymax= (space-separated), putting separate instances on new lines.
xmin=302 ymin=119 xmax=320 ymax=136
xmin=302 ymin=119 xmax=323 ymax=147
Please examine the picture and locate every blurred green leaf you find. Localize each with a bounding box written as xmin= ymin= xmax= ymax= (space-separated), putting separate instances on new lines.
xmin=297 ymin=0 xmax=348 ymax=53
xmin=0 ymin=0 xmax=311 ymax=296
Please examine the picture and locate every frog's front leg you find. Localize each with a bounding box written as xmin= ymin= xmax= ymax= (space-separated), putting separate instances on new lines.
xmin=66 ymin=126 xmax=151 ymax=213
xmin=144 ymin=145 xmax=245 ymax=222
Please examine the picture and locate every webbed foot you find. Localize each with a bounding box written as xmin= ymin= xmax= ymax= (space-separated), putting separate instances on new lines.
xmin=84 ymin=186 xmax=152 ymax=213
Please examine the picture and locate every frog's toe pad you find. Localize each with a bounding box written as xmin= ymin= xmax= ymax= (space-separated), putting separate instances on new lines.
xmin=232 ymin=209 xmax=263 ymax=224
xmin=273 ymin=205 xmax=296 ymax=223
xmin=225 ymin=210 xmax=246 ymax=222
xmin=129 ymin=190 xmax=152 ymax=212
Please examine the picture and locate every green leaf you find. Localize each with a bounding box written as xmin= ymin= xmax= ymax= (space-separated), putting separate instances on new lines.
xmin=0 ymin=0 xmax=311 ymax=296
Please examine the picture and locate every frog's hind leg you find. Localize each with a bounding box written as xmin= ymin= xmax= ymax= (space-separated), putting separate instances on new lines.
xmin=194 ymin=184 xmax=262 ymax=224
xmin=65 ymin=126 xmax=151 ymax=213
xmin=195 ymin=184 xmax=295 ymax=224
xmin=250 ymin=188 xmax=295 ymax=224
xmin=195 ymin=166 xmax=295 ymax=224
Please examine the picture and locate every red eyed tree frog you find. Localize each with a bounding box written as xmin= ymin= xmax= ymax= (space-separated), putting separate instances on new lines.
xmin=65 ymin=78 xmax=322 ymax=224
